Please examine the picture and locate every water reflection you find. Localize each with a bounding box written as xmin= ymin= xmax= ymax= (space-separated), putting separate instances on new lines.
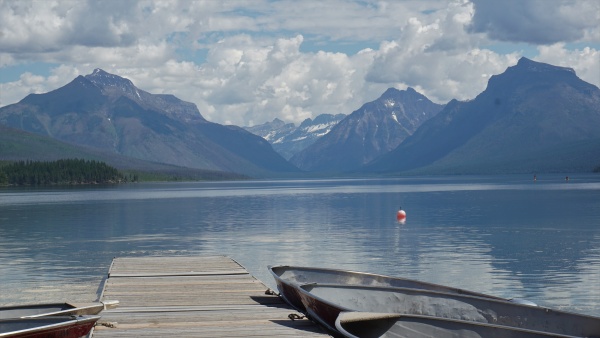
xmin=0 ymin=175 xmax=599 ymax=316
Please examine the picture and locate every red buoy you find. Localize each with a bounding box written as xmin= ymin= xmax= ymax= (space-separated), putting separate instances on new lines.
xmin=396 ymin=208 xmax=406 ymax=222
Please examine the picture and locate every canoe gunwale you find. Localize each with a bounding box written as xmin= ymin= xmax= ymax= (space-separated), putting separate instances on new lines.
xmin=0 ymin=303 xmax=106 ymax=319
xmin=268 ymin=265 xmax=504 ymax=298
xmin=23 ymin=303 xmax=103 ymax=318
xmin=267 ymin=265 xmax=507 ymax=314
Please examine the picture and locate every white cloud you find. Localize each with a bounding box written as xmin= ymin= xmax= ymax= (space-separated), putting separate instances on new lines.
xmin=58 ymin=1 xmax=139 ymax=47
xmin=0 ymin=65 xmax=81 ymax=107
xmin=178 ymin=34 xmax=377 ymax=125
xmin=363 ymin=2 xmax=520 ymax=103
xmin=469 ymin=0 xmax=600 ymax=44
xmin=1 ymin=0 xmax=599 ymax=126
xmin=0 ymin=1 xmax=140 ymax=53
xmin=0 ymin=76 xmax=40 ymax=107
xmin=536 ymin=43 xmax=600 ymax=86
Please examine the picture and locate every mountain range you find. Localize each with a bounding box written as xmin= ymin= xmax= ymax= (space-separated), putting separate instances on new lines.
xmin=366 ymin=57 xmax=600 ymax=174
xmin=0 ymin=69 xmax=299 ymax=177
xmin=1 ymin=57 xmax=598 ymax=177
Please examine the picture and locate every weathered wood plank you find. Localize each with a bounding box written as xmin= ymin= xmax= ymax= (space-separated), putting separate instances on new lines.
xmin=108 ymin=256 xmax=245 ymax=275
xmin=93 ymin=256 xmax=329 ymax=337
xmin=97 ymin=308 xmax=313 ymax=325
xmin=95 ymin=320 xmax=325 ymax=338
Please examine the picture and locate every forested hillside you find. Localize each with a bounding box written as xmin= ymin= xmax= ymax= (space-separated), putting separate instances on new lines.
xmin=0 ymin=159 xmax=130 ymax=186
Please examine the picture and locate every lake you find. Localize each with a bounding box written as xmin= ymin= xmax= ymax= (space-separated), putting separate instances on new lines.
xmin=1 ymin=174 xmax=599 ymax=317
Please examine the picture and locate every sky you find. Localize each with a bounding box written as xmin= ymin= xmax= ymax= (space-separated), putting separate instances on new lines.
xmin=0 ymin=0 xmax=598 ymax=127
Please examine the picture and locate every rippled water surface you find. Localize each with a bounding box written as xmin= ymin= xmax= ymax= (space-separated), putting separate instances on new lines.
xmin=1 ymin=174 xmax=599 ymax=316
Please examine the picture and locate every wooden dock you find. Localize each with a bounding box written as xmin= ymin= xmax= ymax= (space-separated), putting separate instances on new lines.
xmin=93 ymin=256 xmax=328 ymax=337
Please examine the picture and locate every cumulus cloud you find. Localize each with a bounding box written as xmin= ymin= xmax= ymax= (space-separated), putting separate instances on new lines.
xmin=0 ymin=1 xmax=141 ymax=53
xmin=536 ymin=43 xmax=599 ymax=86
xmin=0 ymin=1 xmax=68 ymax=53
xmin=0 ymin=65 xmax=82 ymax=107
xmin=176 ymin=34 xmax=377 ymax=125
xmin=469 ymin=0 xmax=600 ymax=44
xmin=1 ymin=0 xmax=599 ymax=126
xmin=364 ymin=2 xmax=519 ymax=103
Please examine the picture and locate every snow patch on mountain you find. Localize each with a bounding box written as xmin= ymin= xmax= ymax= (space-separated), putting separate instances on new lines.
xmin=244 ymin=113 xmax=346 ymax=160
xmin=305 ymin=123 xmax=333 ymax=133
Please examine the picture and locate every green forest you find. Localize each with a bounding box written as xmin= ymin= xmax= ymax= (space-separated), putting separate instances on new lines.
xmin=0 ymin=159 xmax=135 ymax=186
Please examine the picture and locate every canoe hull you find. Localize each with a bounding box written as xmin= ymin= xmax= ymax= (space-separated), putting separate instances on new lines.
xmin=268 ymin=265 xmax=505 ymax=313
xmin=274 ymin=278 xmax=306 ymax=313
xmin=0 ymin=315 xmax=100 ymax=338
xmin=335 ymin=312 xmax=576 ymax=338
xmin=298 ymin=283 xmax=600 ymax=337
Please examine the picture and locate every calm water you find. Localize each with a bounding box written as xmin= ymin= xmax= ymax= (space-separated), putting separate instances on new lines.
xmin=1 ymin=175 xmax=599 ymax=316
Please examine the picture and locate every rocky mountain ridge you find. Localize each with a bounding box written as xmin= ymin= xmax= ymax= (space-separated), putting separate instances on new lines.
xmin=290 ymin=87 xmax=444 ymax=172
xmin=244 ymin=114 xmax=346 ymax=159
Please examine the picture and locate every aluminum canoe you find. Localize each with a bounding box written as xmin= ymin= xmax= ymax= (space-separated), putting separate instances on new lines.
xmin=268 ymin=265 xmax=507 ymax=313
xmin=335 ymin=311 xmax=579 ymax=338
xmin=297 ymin=283 xmax=600 ymax=337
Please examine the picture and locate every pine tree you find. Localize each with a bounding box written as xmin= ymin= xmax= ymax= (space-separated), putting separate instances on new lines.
xmin=0 ymin=171 xmax=7 ymax=185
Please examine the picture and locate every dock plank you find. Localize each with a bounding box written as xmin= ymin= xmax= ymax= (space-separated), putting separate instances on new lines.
xmin=93 ymin=256 xmax=328 ymax=337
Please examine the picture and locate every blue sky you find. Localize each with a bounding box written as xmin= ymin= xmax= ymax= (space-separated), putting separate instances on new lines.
xmin=0 ymin=0 xmax=598 ymax=126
